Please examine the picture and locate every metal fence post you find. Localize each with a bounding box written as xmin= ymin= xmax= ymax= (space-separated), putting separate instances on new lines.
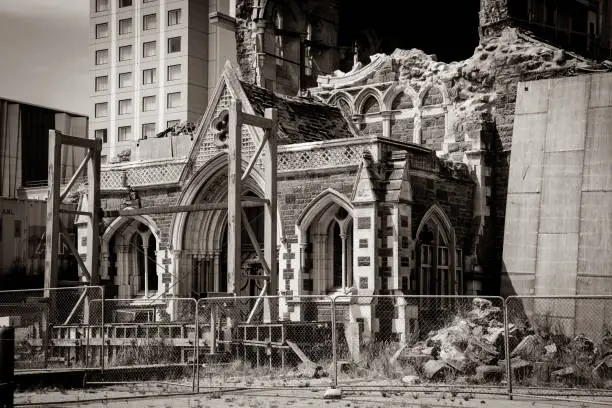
xmin=331 ymin=296 xmax=338 ymax=389
xmin=504 ymin=297 xmax=512 ymax=401
xmin=100 ymin=293 xmax=105 ymax=374
xmin=193 ymin=298 xmax=199 ymax=393
xmin=0 ymin=326 xmax=14 ymax=408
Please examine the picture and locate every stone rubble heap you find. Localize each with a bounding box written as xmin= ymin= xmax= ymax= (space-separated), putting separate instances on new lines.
xmin=399 ymin=298 xmax=612 ymax=386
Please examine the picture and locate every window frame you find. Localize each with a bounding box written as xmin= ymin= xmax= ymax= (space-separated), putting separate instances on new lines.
xmin=142 ymin=68 xmax=156 ymax=85
xmin=142 ymin=123 xmax=156 ymax=139
xmin=95 ymin=75 xmax=108 ymax=91
xmin=142 ymin=41 xmax=156 ymax=58
xmin=95 ymin=22 xmax=109 ymax=39
xmin=166 ymin=92 xmax=181 ymax=108
xmin=118 ymin=18 xmax=133 ymax=35
xmin=96 ymin=0 xmax=109 ymax=12
xmin=117 ymin=126 xmax=132 ymax=141
xmin=118 ymin=99 xmax=133 ymax=115
xmin=95 ymin=128 xmax=108 ymax=143
xmin=118 ymin=0 xmax=132 ymax=8
xmin=167 ymin=119 xmax=180 ymax=129
xmin=95 ymin=102 xmax=108 ymax=118
xmin=142 ymin=95 xmax=156 ymax=112
xmin=118 ymin=45 xmax=133 ymax=61
xmin=95 ymin=49 xmax=109 ymax=65
xmin=168 ymin=9 xmax=181 ymax=26
xmin=143 ymin=13 xmax=157 ymax=30
xmin=118 ymin=72 xmax=133 ymax=88
xmin=167 ymin=36 xmax=181 ymax=53
xmin=167 ymin=64 xmax=181 ymax=81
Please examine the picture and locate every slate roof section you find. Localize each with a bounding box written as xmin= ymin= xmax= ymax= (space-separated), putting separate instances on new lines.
xmin=240 ymin=81 xmax=356 ymax=144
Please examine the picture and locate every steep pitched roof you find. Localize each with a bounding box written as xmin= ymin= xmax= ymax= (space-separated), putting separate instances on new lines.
xmin=240 ymin=81 xmax=356 ymax=143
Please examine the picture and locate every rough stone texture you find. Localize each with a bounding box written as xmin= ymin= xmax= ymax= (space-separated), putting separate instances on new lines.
xmin=421 ymin=115 xmax=445 ymax=151
xmin=390 ymin=118 xmax=414 ymax=143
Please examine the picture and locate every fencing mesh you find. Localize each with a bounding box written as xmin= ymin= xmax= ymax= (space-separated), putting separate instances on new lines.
xmin=196 ymin=295 xmax=334 ymax=390
xmin=0 ymin=286 xmax=104 ymax=371
xmin=505 ymin=296 xmax=612 ymax=390
xmin=90 ymin=297 xmax=197 ymax=392
xmin=333 ymin=295 xmax=507 ymax=388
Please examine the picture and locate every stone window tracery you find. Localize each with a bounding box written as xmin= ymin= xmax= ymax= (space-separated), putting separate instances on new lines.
xmin=274 ymin=11 xmax=284 ymax=66
xmin=305 ymin=21 xmax=313 ymax=76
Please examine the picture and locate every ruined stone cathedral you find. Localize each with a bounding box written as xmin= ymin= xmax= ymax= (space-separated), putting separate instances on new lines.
xmin=92 ymin=0 xmax=612 ymax=337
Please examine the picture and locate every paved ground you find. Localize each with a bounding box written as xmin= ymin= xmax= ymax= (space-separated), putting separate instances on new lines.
xmin=15 ymin=386 xmax=612 ymax=408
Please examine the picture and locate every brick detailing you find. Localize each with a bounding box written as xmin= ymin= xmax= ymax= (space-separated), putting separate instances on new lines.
xmin=363 ymin=121 xmax=383 ymax=136
xmin=359 ymin=239 xmax=368 ymax=248
xmin=421 ymin=114 xmax=445 ymax=151
xmin=357 ymin=217 xmax=371 ymax=229
xmin=391 ymin=118 xmax=414 ymax=143
xmin=358 ymin=256 xmax=371 ymax=266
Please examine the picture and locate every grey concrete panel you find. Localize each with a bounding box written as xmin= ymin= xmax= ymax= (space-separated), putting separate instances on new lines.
xmin=502 ymin=193 xmax=540 ymax=276
xmin=588 ymin=72 xmax=612 ymax=108
xmin=545 ymin=75 xmax=589 ymax=153
xmin=583 ymin=107 xmax=612 ymax=191
xmin=534 ymin=233 xmax=578 ymax=296
xmin=515 ymin=79 xmax=551 ymax=115
xmin=507 ymin=113 xmax=547 ymax=194
xmin=578 ymin=192 xmax=612 ymax=276
xmin=539 ymin=151 xmax=583 ymax=234
xmin=501 ymin=274 xmax=534 ymax=296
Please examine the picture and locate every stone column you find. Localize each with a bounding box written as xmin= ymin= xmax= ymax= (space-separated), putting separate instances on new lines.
xmin=140 ymin=230 xmax=152 ymax=298
xmin=116 ymin=245 xmax=131 ymax=299
xmin=381 ymin=111 xmax=393 ymax=139
xmin=213 ymin=250 xmax=220 ymax=292
xmin=340 ymin=233 xmax=347 ymax=290
xmin=100 ymin=252 xmax=110 ymax=281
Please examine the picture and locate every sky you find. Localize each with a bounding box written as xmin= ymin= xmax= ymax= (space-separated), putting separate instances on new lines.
xmin=0 ymin=0 xmax=89 ymax=115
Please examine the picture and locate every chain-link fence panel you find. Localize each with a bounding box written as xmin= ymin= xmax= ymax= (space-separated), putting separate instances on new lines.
xmin=505 ymin=296 xmax=612 ymax=391
xmin=0 ymin=286 xmax=104 ymax=371
xmin=333 ymin=295 xmax=507 ymax=389
xmin=196 ymin=295 xmax=334 ymax=391
xmin=88 ymin=297 xmax=197 ymax=393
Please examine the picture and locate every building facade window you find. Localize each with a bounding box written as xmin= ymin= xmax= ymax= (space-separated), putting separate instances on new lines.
xmin=143 ymin=0 xmax=156 ymax=2
xmin=95 ymin=102 xmax=108 ymax=118
xmin=118 ymin=126 xmax=132 ymax=141
xmin=119 ymin=45 xmax=132 ymax=61
xmin=119 ymin=0 xmax=132 ymax=8
xmin=96 ymin=0 xmax=109 ymax=12
xmin=167 ymin=119 xmax=179 ymax=128
xmin=95 ymin=76 xmax=108 ymax=91
xmin=168 ymin=9 xmax=181 ymax=26
xmin=142 ymin=41 xmax=156 ymax=57
xmin=167 ymin=92 xmax=181 ymax=108
xmin=142 ymin=95 xmax=156 ymax=111
xmin=95 ymin=128 xmax=108 ymax=143
xmin=142 ymin=123 xmax=156 ymax=139
xmin=118 ymin=72 xmax=132 ymax=88
xmin=168 ymin=36 xmax=181 ymax=53
xmin=95 ymin=23 xmax=109 ymax=39
xmin=142 ymin=68 xmax=156 ymax=84
xmin=119 ymin=18 xmax=132 ymax=35
xmin=95 ymin=49 xmax=108 ymax=65
xmin=118 ymin=99 xmax=132 ymax=115
xmin=167 ymin=64 xmax=181 ymax=81
xmin=143 ymin=14 xmax=156 ymax=30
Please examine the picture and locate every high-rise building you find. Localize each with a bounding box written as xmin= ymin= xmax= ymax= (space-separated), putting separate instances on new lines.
xmin=89 ymin=0 xmax=237 ymax=163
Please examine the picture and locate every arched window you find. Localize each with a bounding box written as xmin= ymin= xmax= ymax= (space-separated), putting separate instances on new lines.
xmin=274 ymin=11 xmax=284 ymax=66
xmin=362 ymin=95 xmax=380 ymax=115
xmin=305 ymin=21 xmax=313 ymax=76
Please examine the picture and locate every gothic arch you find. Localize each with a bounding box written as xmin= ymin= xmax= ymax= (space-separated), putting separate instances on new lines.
xmin=296 ymin=188 xmax=354 ymax=237
xmin=382 ymin=83 xmax=418 ymax=111
xmin=170 ymin=153 xmax=265 ymax=251
xmin=415 ymin=204 xmax=455 ymax=245
xmin=102 ymin=214 xmax=160 ymax=254
xmin=327 ymin=91 xmax=355 ymax=117
xmin=418 ymin=83 xmax=450 ymax=107
xmin=354 ymin=87 xmax=383 ymax=115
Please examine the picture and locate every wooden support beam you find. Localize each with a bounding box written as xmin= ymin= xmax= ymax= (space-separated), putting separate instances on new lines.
xmin=59 ymin=219 xmax=91 ymax=282
xmin=56 ymin=133 xmax=100 ymax=149
xmin=86 ymin=138 xmax=102 ymax=286
xmin=240 ymin=208 xmax=271 ymax=275
xmin=44 ymin=130 xmax=62 ymax=293
xmin=241 ymin=130 xmax=269 ymax=182
xmin=63 ymin=287 xmax=88 ymax=325
xmin=59 ymin=209 xmax=92 ymax=217
xmin=263 ymin=107 xmax=278 ymax=301
xmin=102 ymin=200 xmax=264 ymax=218
xmin=227 ymin=99 xmax=242 ymax=295
xmin=238 ymin=111 xmax=273 ymax=129
xmin=59 ymin=151 xmax=90 ymax=201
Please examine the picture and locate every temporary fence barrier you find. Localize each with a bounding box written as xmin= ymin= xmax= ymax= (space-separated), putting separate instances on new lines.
xmin=0 ymin=286 xmax=104 ymax=371
xmin=88 ymin=297 xmax=197 ymax=392
xmin=505 ymin=296 xmax=612 ymax=393
xmin=331 ymin=295 xmax=507 ymax=391
xmin=195 ymin=295 xmax=335 ymax=391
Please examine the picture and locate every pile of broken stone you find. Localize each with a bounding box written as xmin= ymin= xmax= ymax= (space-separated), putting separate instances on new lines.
xmin=399 ymin=297 xmax=612 ymax=387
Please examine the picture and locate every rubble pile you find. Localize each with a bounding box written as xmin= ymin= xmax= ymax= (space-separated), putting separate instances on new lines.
xmin=399 ymin=298 xmax=612 ymax=387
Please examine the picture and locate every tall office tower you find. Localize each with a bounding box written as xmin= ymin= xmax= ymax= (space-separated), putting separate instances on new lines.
xmin=89 ymin=0 xmax=237 ymax=162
